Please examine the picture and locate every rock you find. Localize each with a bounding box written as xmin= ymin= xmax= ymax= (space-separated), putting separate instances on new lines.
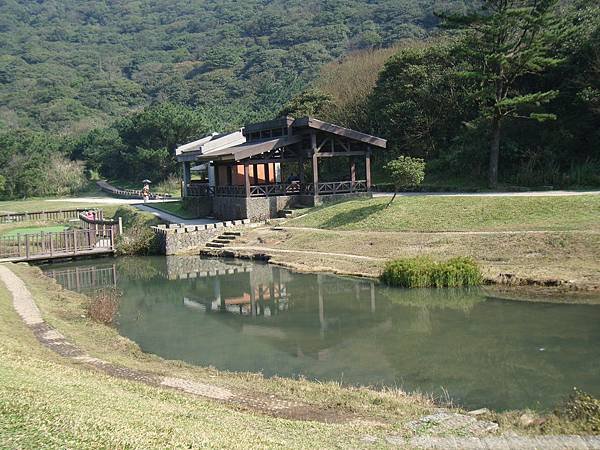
xmin=519 ymin=413 xmax=546 ymax=428
xmin=361 ymin=435 xmax=378 ymax=444
xmin=467 ymin=408 xmax=490 ymax=416
xmin=406 ymin=412 xmax=499 ymax=436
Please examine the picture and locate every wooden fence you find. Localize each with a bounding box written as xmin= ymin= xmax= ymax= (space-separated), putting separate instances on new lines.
xmin=0 ymin=208 xmax=88 ymax=224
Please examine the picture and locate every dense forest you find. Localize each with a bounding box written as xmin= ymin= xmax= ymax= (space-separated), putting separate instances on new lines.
xmin=0 ymin=0 xmax=598 ymax=197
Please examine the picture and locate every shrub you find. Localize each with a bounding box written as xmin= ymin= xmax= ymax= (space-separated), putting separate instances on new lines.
xmin=383 ymin=155 xmax=425 ymax=206
xmin=559 ymin=388 xmax=600 ymax=431
xmin=113 ymin=206 xmax=161 ymax=255
xmin=381 ymin=257 xmax=483 ymax=288
xmin=88 ymin=288 xmax=121 ymax=325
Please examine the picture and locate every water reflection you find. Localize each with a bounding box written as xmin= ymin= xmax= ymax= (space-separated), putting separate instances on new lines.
xmin=43 ymin=256 xmax=600 ymax=411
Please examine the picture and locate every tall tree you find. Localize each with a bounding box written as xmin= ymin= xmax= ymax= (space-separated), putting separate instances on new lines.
xmin=442 ymin=0 xmax=562 ymax=188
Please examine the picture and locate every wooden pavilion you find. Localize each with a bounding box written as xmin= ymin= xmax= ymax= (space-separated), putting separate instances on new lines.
xmin=176 ymin=116 xmax=387 ymax=221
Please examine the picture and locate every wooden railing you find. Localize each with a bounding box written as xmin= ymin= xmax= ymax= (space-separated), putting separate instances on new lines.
xmin=186 ymin=184 xmax=215 ymax=197
xmin=0 ymin=228 xmax=117 ymax=261
xmin=0 ymin=208 xmax=88 ymax=224
xmin=97 ymin=180 xmax=172 ymax=200
xmin=79 ymin=211 xmax=122 ymax=238
xmin=316 ymin=180 xmax=367 ymax=195
xmin=185 ymin=180 xmax=368 ymax=198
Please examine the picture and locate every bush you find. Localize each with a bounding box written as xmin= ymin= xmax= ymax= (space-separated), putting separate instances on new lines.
xmin=560 ymin=388 xmax=600 ymax=431
xmin=113 ymin=206 xmax=161 ymax=255
xmin=88 ymin=288 xmax=121 ymax=325
xmin=381 ymin=257 xmax=483 ymax=288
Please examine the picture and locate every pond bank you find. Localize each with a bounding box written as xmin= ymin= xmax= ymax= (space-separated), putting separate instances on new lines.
xmin=198 ymin=225 xmax=600 ymax=302
xmin=2 ymin=262 xmax=600 ymax=447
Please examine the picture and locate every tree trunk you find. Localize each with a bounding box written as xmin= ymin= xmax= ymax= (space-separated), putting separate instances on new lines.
xmin=488 ymin=114 xmax=501 ymax=189
xmin=386 ymin=191 xmax=397 ymax=208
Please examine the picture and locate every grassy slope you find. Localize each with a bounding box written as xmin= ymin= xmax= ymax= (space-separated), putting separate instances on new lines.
xmin=287 ymin=195 xmax=600 ymax=232
xmin=147 ymin=201 xmax=198 ymax=219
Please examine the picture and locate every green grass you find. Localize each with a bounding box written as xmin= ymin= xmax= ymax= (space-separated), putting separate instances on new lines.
xmin=147 ymin=201 xmax=198 ymax=219
xmin=381 ymin=257 xmax=483 ymax=288
xmin=287 ymin=195 xmax=600 ymax=232
xmin=1 ymin=226 xmax=69 ymax=237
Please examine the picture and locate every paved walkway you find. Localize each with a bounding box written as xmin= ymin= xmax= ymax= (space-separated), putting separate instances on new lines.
xmin=134 ymin=204 xmax=217 ymax=225
xmin=374 ymin=190 xmax=600 ymax=198
xmin=45 ymin=196 xmax=177 ymax=205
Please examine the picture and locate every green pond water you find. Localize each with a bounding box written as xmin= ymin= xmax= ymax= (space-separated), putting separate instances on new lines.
xmin=42 ymin=256 xmax=600 ymax=411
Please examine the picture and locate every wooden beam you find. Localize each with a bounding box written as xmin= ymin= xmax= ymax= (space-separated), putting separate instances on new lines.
xmin=315 ymin=151 xmax=366 ymax=157
xmin=292 ymin=117 xmax=387 ymax=148
xmin=350 ymin=158 xmax=356 ymax=183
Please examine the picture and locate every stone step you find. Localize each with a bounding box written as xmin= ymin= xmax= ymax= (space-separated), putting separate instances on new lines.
xmin=217 ymin=235 xmax=237 ymax=240
xmin=206 ymin=242 xmax=225 ymax=248
xmin=211 ymin=239 xmax=231 ymax=245
xmin=222 ymin=231 xmax=242 ymax=236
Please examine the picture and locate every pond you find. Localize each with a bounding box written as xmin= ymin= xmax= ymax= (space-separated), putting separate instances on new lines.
xmin=42 ymin=256 xmax=600 ymax=412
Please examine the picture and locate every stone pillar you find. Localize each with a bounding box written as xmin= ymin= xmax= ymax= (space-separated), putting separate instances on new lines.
xmin=183 ymin=161 xmax=191 ymax=196
xmin=208 ymin=164 xmax=215 ymax=187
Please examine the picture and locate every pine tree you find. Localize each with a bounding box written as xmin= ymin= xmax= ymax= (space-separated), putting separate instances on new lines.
xmin=442 ymin=0 xmax=563 ymax=188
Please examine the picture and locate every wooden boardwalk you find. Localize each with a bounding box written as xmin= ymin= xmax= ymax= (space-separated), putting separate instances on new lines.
xmin=0 ymin=211 xmax=121 ymax=263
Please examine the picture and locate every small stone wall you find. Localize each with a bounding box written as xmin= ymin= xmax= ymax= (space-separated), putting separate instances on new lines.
xmin=182 ymin=196 xmax=213 ymax=217
xmin=153 ymin=219 xmax=250 ymax=255
xmin=212 ymin=195 xmax=313 ymax=222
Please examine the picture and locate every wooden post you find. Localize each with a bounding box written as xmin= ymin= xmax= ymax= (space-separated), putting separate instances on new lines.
xmin=365 ymin=146 xmax=372 ymax=190
xmin=41 ymin=231 xmax=45 ymax=254
xmin=73 ymin=230 xmax=77 ymax=254
xmin=311 ymin=131 xmax=318 ymax=196
xmin=49 ymin=233 xmax=54 ymax=257
xmin=25 ymin=235 xmax=30 ymax=259
xmin=243 ymin=162 xmax=250 ymax=198
xmin=350 ymin=157 xmax=356 ymax=186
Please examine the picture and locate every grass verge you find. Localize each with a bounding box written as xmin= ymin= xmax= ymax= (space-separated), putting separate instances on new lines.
xmin=147 ymin=200 xmax=199 ymax=219
xmin=286 ymin=195 xmax=600 ymax=232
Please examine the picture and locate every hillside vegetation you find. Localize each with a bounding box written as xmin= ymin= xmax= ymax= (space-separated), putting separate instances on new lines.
xmin=0 ymin=0 xmax=474 ymax=133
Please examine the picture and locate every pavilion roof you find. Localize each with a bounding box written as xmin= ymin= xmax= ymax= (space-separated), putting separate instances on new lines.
xmin=196 ymin=135 xmax=302 ymax=162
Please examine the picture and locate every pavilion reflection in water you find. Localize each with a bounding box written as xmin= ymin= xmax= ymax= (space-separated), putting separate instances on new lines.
xmin=182 ymin=263 xmax=377 ymax=328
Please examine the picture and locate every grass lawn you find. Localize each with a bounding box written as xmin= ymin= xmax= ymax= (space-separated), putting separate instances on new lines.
xmin=287 ymin=195 xmax=600 ymax=232
xmin=1 ymin=225 xmax=69 ymax=237
xmin=148 ymin=201 xmax=199 ymax=219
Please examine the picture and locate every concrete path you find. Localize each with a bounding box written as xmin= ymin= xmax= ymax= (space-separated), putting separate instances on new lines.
xmin=404 ymin=434 xmax=600 ymax=449
xmin=134 ymin=204 xmax=217 ymax=225
xmin=373 ymin=190 xmax=600 ymax=198
xmin=45 ymin=196 xmax=178 ymax=205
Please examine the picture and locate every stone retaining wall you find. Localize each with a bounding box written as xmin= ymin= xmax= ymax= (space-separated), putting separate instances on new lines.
xmin=153 ymin=219 xmax=250 ymax=255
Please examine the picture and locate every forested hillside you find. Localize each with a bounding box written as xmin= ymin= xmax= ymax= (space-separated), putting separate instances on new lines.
xmin=0 ymin=0 xmax=473 ymax=133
